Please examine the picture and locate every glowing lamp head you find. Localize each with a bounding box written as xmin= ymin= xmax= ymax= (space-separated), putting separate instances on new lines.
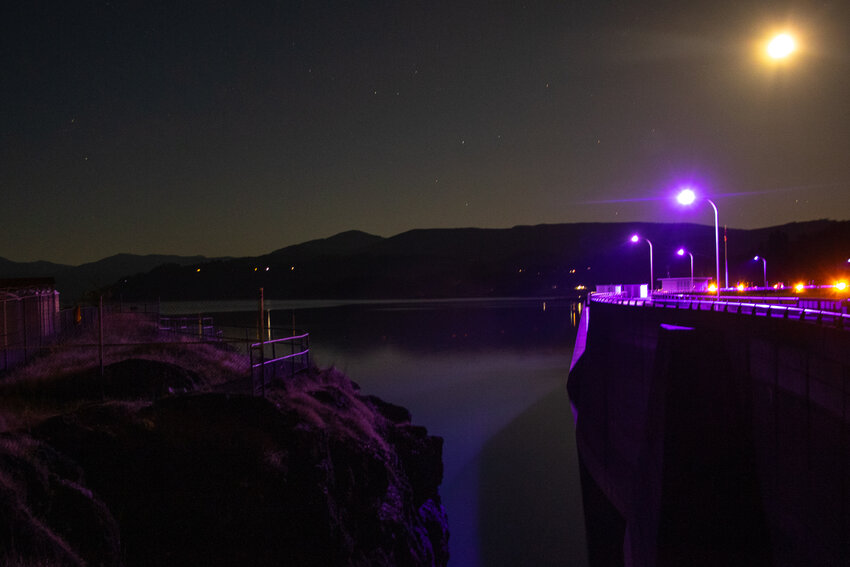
xmin=630 ymin=234 xmax=640 ymax=243
xmin=767 ymin=33 xmax=795 ymax=59
xmin=753 ymin=255 xmax=760 ymax=261
xmin=676 ymin=188 xmax=696 ymax=206
xmin=677 ymin=248 xmax=685 ymax=256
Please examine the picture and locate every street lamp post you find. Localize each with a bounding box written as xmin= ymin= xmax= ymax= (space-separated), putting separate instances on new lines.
xmin=630 ymin=234 xmax=654 ymax=294
xmin=754 ymin=255 xmax=767 ymax=288
xmin=677 ymin=248 xmax=694 ymax=291
xmin=676 ymin=188 xmax=721 ymax=296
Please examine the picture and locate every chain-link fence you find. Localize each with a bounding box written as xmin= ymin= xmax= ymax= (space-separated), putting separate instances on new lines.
xmin=1 ymin=287 xmax=60 ymax=373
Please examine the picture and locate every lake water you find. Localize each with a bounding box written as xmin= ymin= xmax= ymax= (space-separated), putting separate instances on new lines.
xmin=162 ymin=298 xmax=589 ymax=567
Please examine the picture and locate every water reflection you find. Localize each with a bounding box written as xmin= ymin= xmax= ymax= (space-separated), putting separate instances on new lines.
xmin=570 ymin=301 xmax=583 ymax=328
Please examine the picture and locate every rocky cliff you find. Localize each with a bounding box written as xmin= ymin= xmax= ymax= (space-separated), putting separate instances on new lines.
xmin=0 ymin=363 xmax=448 ymax=566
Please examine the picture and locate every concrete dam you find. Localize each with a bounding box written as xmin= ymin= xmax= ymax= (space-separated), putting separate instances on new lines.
xmin=567 ymin=295 xmax=850 ymax=567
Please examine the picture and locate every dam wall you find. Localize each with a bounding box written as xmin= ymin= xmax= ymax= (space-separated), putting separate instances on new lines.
xmin=567 ymin=300 xmax=850 ymax=567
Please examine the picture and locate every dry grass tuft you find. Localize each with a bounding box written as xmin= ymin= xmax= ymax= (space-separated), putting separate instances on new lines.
xmin=0 ymin=312 xmax=250 ymax=432
xmin=268 ymin=367 xmax=392 ymax=455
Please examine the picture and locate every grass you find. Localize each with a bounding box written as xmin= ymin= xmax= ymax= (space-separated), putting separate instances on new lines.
xmin=0 ymin=312 xmax=250 ymax=432
xmin=270 ymin=366 xmax=393 ymax=455
xmin=0 ymin=312 xmax=447 ymax=567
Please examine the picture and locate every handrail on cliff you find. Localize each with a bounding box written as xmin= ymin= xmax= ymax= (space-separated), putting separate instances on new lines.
xmin=250 ymin=332 xmax=311 ymax=396
xmin=588 ymin=293 xmax=850 ymax=331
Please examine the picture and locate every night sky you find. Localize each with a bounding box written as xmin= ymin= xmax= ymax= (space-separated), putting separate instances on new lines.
xmin=3 ymin=1 xmax=849 ymax=265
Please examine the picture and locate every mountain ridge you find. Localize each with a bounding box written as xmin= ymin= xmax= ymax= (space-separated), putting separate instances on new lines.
xmin=3 ymin=219 xmax=848 ymax=302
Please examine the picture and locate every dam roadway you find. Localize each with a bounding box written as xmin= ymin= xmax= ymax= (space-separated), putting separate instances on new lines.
xmin=567 ymin=292 xmax=850 ymax=567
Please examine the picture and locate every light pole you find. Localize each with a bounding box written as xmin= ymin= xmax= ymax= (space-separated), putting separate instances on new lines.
xmin=677 ymin=248 xmax=694 ymax=291
xmin=630 ymin=234 xmax=654 ymax=294
xmin=676 ymin=188 xmax=721 ymax=295
xmin=754 ymin=255 xmax=767 ymax=288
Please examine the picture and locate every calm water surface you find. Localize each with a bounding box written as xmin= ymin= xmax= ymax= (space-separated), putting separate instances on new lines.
xmin=163 ymin=298 xmax=589 ymax=567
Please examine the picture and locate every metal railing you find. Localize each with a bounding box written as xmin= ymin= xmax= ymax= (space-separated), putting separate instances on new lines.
xmin=5 ymin=295 xmax=312 ymax=397
xmin=589 ymin=293 xmax=850 ymax=330
xmin=250 ymin=332 xmax=311 ymax=396
xmin=159 ymin=316 xmax=219 ymax=339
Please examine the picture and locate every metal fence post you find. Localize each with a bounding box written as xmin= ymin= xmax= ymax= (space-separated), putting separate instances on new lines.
xmin=2 ymin=298 xmax=7 ymax=373
xmin=22 ymin=297 xmax=28 ymax=362
xmin=99 ymin=296 xmax=105 ymax=378
xmin=258 ymin=288 xmax=265 ymax=396
xmin=257 ymin=288 xmax=264 ymax=341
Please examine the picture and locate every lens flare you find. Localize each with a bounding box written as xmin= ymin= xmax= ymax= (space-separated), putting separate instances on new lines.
xmin=676 ymin=188 xmax=696 ymax=206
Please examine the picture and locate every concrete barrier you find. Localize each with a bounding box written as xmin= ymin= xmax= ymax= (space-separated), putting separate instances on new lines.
xmin=568 ymin=300 xmax=850 ymax=566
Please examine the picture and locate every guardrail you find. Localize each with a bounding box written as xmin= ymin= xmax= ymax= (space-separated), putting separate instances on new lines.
xmin=250 ymin=333 xmax=310 ymax=396
xmin=590 ymin=293 xmax=850 ymax=330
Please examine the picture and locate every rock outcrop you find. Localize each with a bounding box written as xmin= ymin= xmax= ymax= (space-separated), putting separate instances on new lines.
xmin=0 ymin=363 xmax=448 ymax=566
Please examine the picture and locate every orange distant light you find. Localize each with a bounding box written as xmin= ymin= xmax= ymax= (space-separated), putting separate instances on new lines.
xmin=794 ymin=283 xmax=806 ymax=292
xmin=737 ymin=283 xmax=746 ymax=291
xmin=836 ymin=281 xmax=848 ymax=291
xmin=707 ymin=283 xmax=717 ymax=292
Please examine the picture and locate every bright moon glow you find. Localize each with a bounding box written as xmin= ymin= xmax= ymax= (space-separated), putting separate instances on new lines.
xmin=767 ymin=34 xmax=795 ymax=59
xmin=676 ymin=188 xmax=696 ymax=206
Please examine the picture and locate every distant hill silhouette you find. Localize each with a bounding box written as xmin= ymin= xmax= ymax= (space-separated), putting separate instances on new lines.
xmin=0 ymin=256 xmax=68 ymax=278
xmin=0 ymin=253 xmax=216 ymax=302
xmin=3 ymin=220 xmax=849 ymax=302
xmin=266 ymin=230 xmax=385 ymax=258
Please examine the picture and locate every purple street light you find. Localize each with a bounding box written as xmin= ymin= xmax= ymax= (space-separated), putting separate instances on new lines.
xmin=677 ymin=248 xmax=694 ymax=291
xmin=630 ymin=234 xmax=654 ymax=292
xmin=754 ymin=255 xmax=767 ymax=288
xmin=676 ymin=187 xmax=721 ymax=295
